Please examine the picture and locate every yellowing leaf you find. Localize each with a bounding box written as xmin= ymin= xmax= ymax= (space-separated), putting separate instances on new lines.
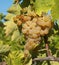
xmin=51 ymin=0 xmax=59 ymax=20
xmin=0 ymin=44 xmax=10 ymax=53
xmin=4 ymin=13 xmax=16 ymax=20
xmin=5 ymin=51 xmax=24 ymax=65
xmin=35 ymin=0 xmax=54 ymax=15
xmin=8 ymin=4 xmax=22 ymax=15
xmin=11 ymin=30 xmax=20 ymax=41
xmin=4 ymin=21 xmax=18 ymax=36
xmin=26 ymin=59 xmax=32 ymax=65
xmin=50 ymin=61 xmax=59 ymax=65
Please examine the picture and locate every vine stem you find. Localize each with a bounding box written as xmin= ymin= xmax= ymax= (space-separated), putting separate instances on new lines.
xmin=44 ymin=36 xmax=52 ymax=56
xmin=45 ymin=43 xmax=51 ymax=56
xmin=33 ymin=35 xmax=59 ymax=62
xmin=33 ymin=56 xmax=59 ymax=62
xmin=0 ymin=61 xmax=7 ymax=65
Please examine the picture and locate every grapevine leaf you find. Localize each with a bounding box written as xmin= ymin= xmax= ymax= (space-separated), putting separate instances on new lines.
xmin=42 ymin=61 xmax=48 ymax=65
xmin=57 ymin=20 xmax=59 ymax=26
xmin=20 ymin=0 xmax=30 ymax=8
xmin=53 ymin=35 xmax=59 ymax=49
xmin=34 ymin=0 xmax=54 ymax=15
xmin=11 ymin=30 xmax=20 ymax=41
xmin=50 ymin=61 xmax=59 ymax=65
xmin=30 ymin=0 xmax=34 ymax=4
xmin=4 ymin=13 xmax=16 ymax=21
xmin=4 ymin=20 xmax=21 ymax=41
xmin=8 ymin=4 xmax=22 ymax=15
xmin=48 ymin=35 xmax=59 ymax=50
xmin=26 ymin=59 xmax=32 ymax=65
xmin=0 ymin=13 xmax=5 ymax=20
xmin=54 ymin=20 xmax=59 ymax=30
xmin=0 ymin=21 xmax=4 ymax=27
xmin=51 ymin=0 xmax=59 ymax=20
xmin=5 ymin=51 xmax=24 ymax=65
xmin=4 ymin=21 xmax=18 ymax=36
xmin=0 ymin=40 xmax=3 ymax=44
xmin=0 ymin=44 xmax=10 ymax=53
xmin=42 ymin=61 xmax=59 ymax=65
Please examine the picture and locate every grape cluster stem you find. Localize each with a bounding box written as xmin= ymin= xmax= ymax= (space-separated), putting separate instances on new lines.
xmin=33 ymin=36 xmax=59 ymax=62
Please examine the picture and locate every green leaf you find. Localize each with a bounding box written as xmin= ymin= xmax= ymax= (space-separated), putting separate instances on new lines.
xmin=50 ymin=61 xmax=59 ymax=65
xmin=4 ymin=13 xmax=16 ymax=21
xmin=0 ymin=13 xmax=5 ymax=20
xmin=26 ymin=59 xmax=32 ymax=65
xmin=20 ymin=0 xmax=30 ymax=8
xmin=11 ymin=30 xmax=20 ymax=41
xmin=34 ymin=0 xmax=54 ymax=15
xmin=0 ymin=43 xmax=10 ymax=53
xmin=4 ymin=21 xmax=18 ymax=36
xmin=8 ymin=4 xmax=22 ymax=15
xmin=49 ymin=35 xmax=59 ymax=50
xmin=0 ymin=21 xmax=4 ymax=27
xmin=57 ymin=20 xmax=59 ymax=26
xmin=4 ymin=20 xmax=21 ymax=41
xmin=5 ymin=51 xmax=24 ymax=65
xmin=51 ymin=0 xmax=59 ymax=20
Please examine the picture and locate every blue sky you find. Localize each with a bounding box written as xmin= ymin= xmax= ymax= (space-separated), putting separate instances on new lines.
xmin=0 ymin=0 xmax=13 ymax=14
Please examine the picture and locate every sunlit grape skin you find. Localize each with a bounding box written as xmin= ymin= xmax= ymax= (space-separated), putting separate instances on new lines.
xmin=13 ymin=10 xmax=53 ymax=56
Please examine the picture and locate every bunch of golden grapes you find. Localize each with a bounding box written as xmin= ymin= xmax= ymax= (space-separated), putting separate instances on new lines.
xmin=13 ymin=9 xmax=53 ymax=56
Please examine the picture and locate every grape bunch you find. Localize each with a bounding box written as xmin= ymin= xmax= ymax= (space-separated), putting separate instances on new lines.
xmin=13 ymin=9 xmax=53 ymax=56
